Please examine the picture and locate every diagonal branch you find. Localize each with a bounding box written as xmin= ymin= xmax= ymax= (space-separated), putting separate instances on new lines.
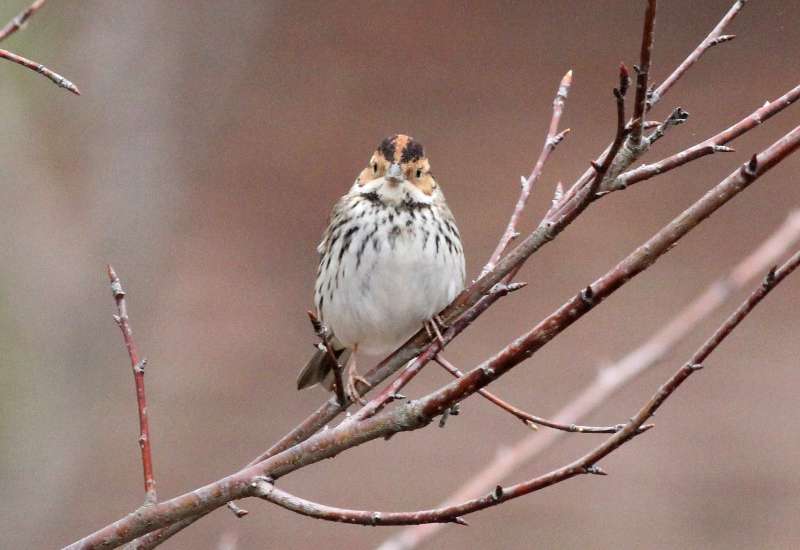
xmin=120 ymin=3 xmax=755 ymax=546
xmin=243 ymin=1 xmax=748 ymax=475
xmin=254 ymin=252 xmax=800 ymax=528
xmin=607 ymin=82 xmax=800 ymax=193
xmin=108 ymin=266 xmax=157 ymax=506
xmin=648 ymin=0 xmax=745 ymax=107
xmin=434 ymin=354 xmax=641 ymax=434
xmin=380 ymin=208 xmax=800 ymax=550
xmin=65 ymin=120 xmax=800 ymax=550
xmin=0 ymin=47 xmax=80 ymax=94
xmin=0 ymin=0 xmax=47 ymax=43
xmin=628 ymin=0 xmax=657 ymax=148
xmin=481 ymin=69 xmax=572 ymax=277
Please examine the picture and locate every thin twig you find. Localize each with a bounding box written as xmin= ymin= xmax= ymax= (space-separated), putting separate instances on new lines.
xmin=107 ymin=266 xmax=157 ymax=506
xmin=648 ymin=0 xmax=746 ymax=107
xmin=608 ymin=83 xmax=800 ymax=192
xmin=380 ymin=208 xmax=800 ymax=550
xmin=0 ymin=0 xmax=47 ymax=43
xmin=481 ymin=69 xmax=573 ymax=277
xmin=628 ymin=0 xmax=657 ymax=148
xmin=434 ymin=354 xmax=640 ymax=434
xmin=0 ymin=47 xmax=80 ymax=94
xmin=306 ymin=311 xmax=347 ymax=406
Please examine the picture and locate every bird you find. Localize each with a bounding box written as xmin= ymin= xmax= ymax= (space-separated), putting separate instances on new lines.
xmin=296 ymin=134 xmax=466 ymax=403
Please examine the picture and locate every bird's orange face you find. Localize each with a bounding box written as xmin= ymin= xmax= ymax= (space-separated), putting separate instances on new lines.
xmin=356 ymin=134 xmax=437 ymax=196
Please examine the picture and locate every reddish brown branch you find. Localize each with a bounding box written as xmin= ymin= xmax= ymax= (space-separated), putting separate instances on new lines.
xmin=0 ymin=0 xmax=47 ymax=43
xmin=66 ymin=120 xmax=800 ymax=550
xmin=108 ymin=266 xmax=157 ymax=505
xmin=628 ymin=0 xmax=657 ymax=148
xmin=0 ymin=47 xmax=80 ymax=94
xmin=117 ymin=4 xmax=758 ymax=546
xmin=242 ymin=0 xmax=747 ymax=476
xmin=434 ymin=354 xmax=639 ymax=434
xmin=609 ymin=82 xmax=800 ymax=193
xmin=254 ymin=252 xmax=800 ymax=530
xmin=648 ymin=0 xmax=745 ymax=107
xmin=481 ymin=69 xmax=572 ymax=277
xmin=415 ymin=127 xmax=800 ymax=424
xmin=382 ymin=209 xmax=800 ymax=550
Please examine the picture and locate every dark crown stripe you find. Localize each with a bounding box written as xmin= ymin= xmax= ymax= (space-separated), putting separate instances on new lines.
xmin=377 ymin=135 xmax=397 ymax=162
xmin=400 ymin=138 xmax=424 ymax=163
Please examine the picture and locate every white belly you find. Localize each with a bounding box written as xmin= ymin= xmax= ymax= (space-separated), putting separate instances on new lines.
xmin=317 ymin=202 xmax=465 ymax=355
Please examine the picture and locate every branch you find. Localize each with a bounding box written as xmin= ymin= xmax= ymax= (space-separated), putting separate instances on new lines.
xmin=628 ymin=0 xmax=657 ymax=148
xmin=254 ymin=252 xmax=800 ymax=529
xmin=481 ymin=69 xmax=572 ymax=277
xmin=108 ymin=266 xmax=157 ymax=505
xmin=434 ymin=353 xmax=640 ymax=434
xmin=0 ymin=47 xmax=80 ymax=94
xmin=648 ymin=0 xmax=745 ymax=107
xmin=242 ymin=0 xmax=748 ymax=477
xmin=0 ymin=0 xmax=47 ymax=43
xmin=65 ymin=121 xmax=800 ymax=550
xmin=355 ymin=68 xmax=625 ymax=423
xmin=607 ymin=82 xmax=800 ymax=193
xmin=381 ymin=208 xmax=800 ymax=549
xmin=414 ymin=129 xmax=800 ymax=424
xmin=118 ymin=4 xmax=757 ymax=545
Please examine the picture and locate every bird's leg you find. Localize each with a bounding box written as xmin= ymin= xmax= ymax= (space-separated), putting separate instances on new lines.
xmin=424 ymin=316 xmax=446 ymax=348
xmin=345 ymin=344 xmax=370 ymax=405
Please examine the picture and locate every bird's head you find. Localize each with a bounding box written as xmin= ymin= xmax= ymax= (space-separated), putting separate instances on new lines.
xmin=355 ymin=134 xmax=438 ymax=200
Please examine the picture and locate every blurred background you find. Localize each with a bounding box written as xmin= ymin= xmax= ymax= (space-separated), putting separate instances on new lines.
xmin=1 ymin=1 xmax=799 ymax=548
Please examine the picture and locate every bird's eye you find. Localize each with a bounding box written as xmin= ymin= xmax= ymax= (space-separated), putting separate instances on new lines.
xmin=372 ymin=162 xmax=378 ymax=173
xmin=416 ymin=169 xmax=422 ymax=178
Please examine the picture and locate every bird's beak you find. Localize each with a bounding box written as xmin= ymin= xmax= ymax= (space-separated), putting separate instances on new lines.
xmin=386 ymin=162 xmax=404 ymax=183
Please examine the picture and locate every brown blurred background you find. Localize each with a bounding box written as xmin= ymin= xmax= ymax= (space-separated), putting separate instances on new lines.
xmin=1 ymin=1 xmax=799 ymax=548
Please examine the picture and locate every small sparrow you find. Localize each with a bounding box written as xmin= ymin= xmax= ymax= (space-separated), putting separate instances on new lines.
xmin=297 ymin=134 xmax=466 ymax=402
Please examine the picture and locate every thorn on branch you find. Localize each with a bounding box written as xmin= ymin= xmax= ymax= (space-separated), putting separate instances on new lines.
xmin=548 ymin=128 xmax=571 ymax=149
xmin=687 ymin=363 xmax=704 ymax=371
xmin=492 ymin=485 xmax=505 ymax=501
xmin=227 ymin=502 xmax=249 ymax=518
xmin=452 ymin=516 xmax=469 ymax=526
xmin=764 ymin=266 xmax=777 ymax=287
xmin=438 ymin=403 xmax=460 ymax=428
xmin=741 ymin=154 xmax=759 ymax=180
xmin=708 ymin=34 xmax=736 ymax=47
xmin=583 ymin=464 xmax=607 ymax=476
xmin=580 ymin=285 xmax=595 ymax=306
xmin=134 ymin=359 xmax=147 ymax=374
xmin=714 ymin=145 xmax=735 ymax=153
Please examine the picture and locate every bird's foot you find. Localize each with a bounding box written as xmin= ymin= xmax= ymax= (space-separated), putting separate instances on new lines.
xmin=345 ymin=365 xmax=371 ymax=405
xmin=425 ymin=316 xmax=447 ymax=347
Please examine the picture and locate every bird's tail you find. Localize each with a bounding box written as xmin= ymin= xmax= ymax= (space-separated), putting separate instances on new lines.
xmin=296 ymin=338 xmax=351 ymax=390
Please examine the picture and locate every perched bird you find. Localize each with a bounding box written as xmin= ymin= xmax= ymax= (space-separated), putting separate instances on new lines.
xmin=297 ymin=134 xmax=466 ymax=402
